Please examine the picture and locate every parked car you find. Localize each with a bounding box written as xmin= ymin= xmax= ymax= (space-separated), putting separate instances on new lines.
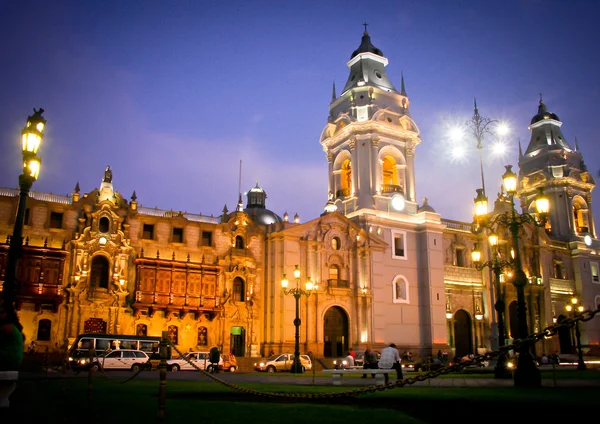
xmin=88 ymin=349 xmax=151 ymax=372
xmin=167 ymin=351 xmax=224 ymax=372
xmin=333 ymin=357 xmax=363 ymax=369
xmin=254 ymin=353 xmax=312 ymax=372
xmin=221 ymin=353 xmax=238 ymax=372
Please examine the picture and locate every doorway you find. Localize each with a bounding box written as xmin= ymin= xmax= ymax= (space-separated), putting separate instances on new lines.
xmin=323 ymin=306 xmax=348 ymax=357
xmin=453 ymin=309 xmax=472 ymax=357
xmin=230 ymin=326 xmax=245 ymax=356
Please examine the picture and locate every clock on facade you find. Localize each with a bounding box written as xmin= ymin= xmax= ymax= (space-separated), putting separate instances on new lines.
xmin=391 ymin=194 xmax=405 ymax=211
xmin=584 ymin=234 xmax=592 ymax=246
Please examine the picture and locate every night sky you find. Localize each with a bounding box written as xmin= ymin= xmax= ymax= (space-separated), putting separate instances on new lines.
xmin=1 ymin=0 xmax=598 ymax=224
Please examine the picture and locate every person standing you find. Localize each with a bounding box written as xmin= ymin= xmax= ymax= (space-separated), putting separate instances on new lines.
xmin=0 ymin=309 xmax=24 ymax=371
xmin=378 ymin=343 xmax=402 ymax=384
xmin=209 ymin=346 xmax=220 ymax=373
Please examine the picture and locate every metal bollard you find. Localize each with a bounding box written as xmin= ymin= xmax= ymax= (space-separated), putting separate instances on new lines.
xmin=157 ymin=331 xmax=169 ymax=422
xmin=87 ymin=348 xmax=95 ymax=403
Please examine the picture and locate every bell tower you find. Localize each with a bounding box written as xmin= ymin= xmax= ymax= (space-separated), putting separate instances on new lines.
xmin=320 ymin=29 xmax=421 ymax=218
xmin=518 ymin=99 xmax=596 ymax=242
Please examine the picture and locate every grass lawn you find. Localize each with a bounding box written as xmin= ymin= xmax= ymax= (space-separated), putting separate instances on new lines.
xmin=2 ymin=373 xmax=599 ymax=423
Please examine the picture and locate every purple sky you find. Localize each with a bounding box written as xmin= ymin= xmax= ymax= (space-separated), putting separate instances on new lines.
xmin=1 ymin=1 xmax=598 ymax=224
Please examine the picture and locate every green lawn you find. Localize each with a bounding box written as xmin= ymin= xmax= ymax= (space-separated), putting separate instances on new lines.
xmin=2 ymin=373 xmax=599 ymax=423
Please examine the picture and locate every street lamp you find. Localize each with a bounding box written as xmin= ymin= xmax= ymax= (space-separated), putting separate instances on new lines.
xmin=565 ymin=297 xmax=586 ymax=371
xmin=450 ymin=101 xmax=509 ymax=352
xmin=2 ymin=108 xmax=46 ymax=324
xmin=281 ymin=265 xmax=314 ymax=373
xmin=473 ymin=164 xmax=548 ymax=387
xmin=471 ymin=236 xmax=512 ymax=379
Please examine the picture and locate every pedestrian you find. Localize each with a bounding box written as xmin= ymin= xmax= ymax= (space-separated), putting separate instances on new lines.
xmin=349 ymin=348 xmax=355 ymax=359
xmin=437 ymin=350 xmax=442 ymax=360
xmin=0 ymin=306 xmax=24 ymax=371
xmin=209 ymin=346 xmax=220 ymax=373
xmin=28 ymin=340 xmax=37 ymax=355
xmin=361 ymin=345 xmax=379 ymax=378
xmin=345 ymin=351 xmax=355 ymax=368
xmin=378 ymin=343 xmax=402 ymax=384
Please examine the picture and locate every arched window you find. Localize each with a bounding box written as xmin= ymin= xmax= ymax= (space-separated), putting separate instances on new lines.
xmin=233 ymin=277 xmax=245 ymax=302
xmin=382 ymin=156 xmax=398 ymax=186
xmin=573 ymin=197 xmax=590 ymax=234
xmin=198 ymin=326 xmax=208 ymax=346
xmin=136 ymin=324 xmax=147 ymax=336
xmin=392 ymin=275 xmax=409 ymax=304
xmin=168 ymin=325 xmax=179 ymax=345
xmin=99 ymin=217 xmax=110 ymax=233
xmin=329 ymin=265 xmax=339 ymax=281
xmin=37 ymin=319 xmax=51 ymax=341
xmin=341 ymin=159 xmax=352 ymax=195
xmin=235 ymin=236 xmax=244 ymax=249
xmin=331 ymin=236 xmax=341 ymax=250
xmin=91 ymin=256 xmax=110 ymax=289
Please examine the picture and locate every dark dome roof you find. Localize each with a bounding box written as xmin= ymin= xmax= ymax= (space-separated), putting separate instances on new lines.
xmin=351 ymin=31 xmax=383 ymax=59
xmin=417 ymin=197 xmax=436 ymax=213
xmin=530 ymin=100 xmax=560 ymax=125
xmin=244 ymin=207 xmax=283 ymax=226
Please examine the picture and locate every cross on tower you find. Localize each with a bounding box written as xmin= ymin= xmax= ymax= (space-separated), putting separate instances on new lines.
xmin=363 ymin=22 xmax=368 ymax=33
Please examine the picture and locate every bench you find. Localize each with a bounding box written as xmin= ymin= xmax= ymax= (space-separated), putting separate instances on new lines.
xmin=322 ymin=369 xmax=392 ymax=386
xmin=0 ymin=371 xmax=18 ymax=408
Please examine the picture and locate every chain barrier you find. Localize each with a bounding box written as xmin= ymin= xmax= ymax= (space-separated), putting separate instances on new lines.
xmin=159 ymin=306 xmax=600 ymax=400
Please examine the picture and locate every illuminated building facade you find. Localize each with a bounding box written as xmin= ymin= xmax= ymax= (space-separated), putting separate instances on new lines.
xmin=1 ymin=31 xmax=599 ymax=359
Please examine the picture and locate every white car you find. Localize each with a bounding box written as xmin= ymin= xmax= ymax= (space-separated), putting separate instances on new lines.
xmin=90 ymin=349 xmax=150 ymax=372
xmin=167 ymin=351 xmax=224 ymax=372
xmin=254 ymin=354 xmax=312 ymax=372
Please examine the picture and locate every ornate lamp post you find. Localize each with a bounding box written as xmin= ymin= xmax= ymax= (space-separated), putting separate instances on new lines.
xmin=3 ymin=108 xmax=46 ymax=324
xmin=472 ymin=164 xmax=548 ymax=387
xmin=471 ymin=234 xmax=511 ymax=378
xmin=281 ymin=265 xmax=313 ymax=373
xmin=565 ymin=297 xmax=586 ymax=371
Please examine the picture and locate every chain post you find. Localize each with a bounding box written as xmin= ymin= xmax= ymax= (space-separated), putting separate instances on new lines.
xmin=157 ymin=331 xmax=169 ymax=422
xmin=87 ymin=348 xmax=95 ymax=403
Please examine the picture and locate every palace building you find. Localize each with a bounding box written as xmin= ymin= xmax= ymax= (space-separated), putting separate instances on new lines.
xmin=1 ymin=30 xmax=599 ymax=359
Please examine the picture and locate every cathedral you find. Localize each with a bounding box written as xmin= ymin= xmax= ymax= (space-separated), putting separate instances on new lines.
xmin=1 ymin=30 xmax=599 ymax=360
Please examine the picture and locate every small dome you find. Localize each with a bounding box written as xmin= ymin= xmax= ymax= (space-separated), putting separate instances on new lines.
xmin=244 ymin=207 xmax=283 ymax=226
xmin=351 ymin=31 xmax=383 ymax=59
xmin=417 ymin=197 xmax=436 ymax=213
xmin=530 ymin=100 xmax=560 ymax=125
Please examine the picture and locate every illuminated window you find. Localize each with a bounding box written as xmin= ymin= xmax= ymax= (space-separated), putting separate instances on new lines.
xmin=198 ymin=327 xmax=208 ymax=346
xmin=391 ymin=230 xmax=407 ymax=259
xmin=168 ymin=325 xmax=179 ymax=345
xmin=392 ymin=275 xmax=409 ymax=304
xmin=382 ymin=156 xmax=398 ymax=186
xmin=341 ymin=159 xmax=352 ymax=194
xmin=329 ymin=265 xmax=339 ymax=281
xmin=136 ymin=324 xmax=147 ymax=336
xmin=591 ymin=262 xmax=599 ymax=283
xmin=573 ymin=197 xmax=590 ymax=234
xmin=331 ymin=236 xmax=341 ymax=250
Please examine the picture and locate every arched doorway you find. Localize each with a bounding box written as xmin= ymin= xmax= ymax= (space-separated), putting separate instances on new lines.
xmin=557 ymin=315 xmax=573 ymax=354
xmin=323 ymin=306 xmax=348 ymax=358
xmin=453 ymin=309 xmax=472 ymax=357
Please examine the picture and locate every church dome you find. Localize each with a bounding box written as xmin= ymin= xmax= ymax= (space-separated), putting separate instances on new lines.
xmin=530 ymin=100 xmax=560 ymax=125
xmin=417 ymin=197 xmax=436 ymax=213
xmin=244 ymin=183 xmax=283 ymax=225
xmin=351 ymin=31 xmax=384 ymax=59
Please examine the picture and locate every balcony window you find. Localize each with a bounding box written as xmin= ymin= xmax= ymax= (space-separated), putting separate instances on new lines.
xmin=173 ymin=227 xmax=184 ymax=243
xmin=201 ymin=231 xmax=212 ymax=247
xmin=50 ymin=212 xmax=63 ymax=229
xmin=142 ymin=224 xmax=154 ymax=240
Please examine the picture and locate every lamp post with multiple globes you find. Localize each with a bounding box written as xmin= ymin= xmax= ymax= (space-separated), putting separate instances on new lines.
xmin=450 ymin=101 xmax=509 ymax=351
xmin=565 ymin=297 xmax=586 ymax=371
xmin=3 ymin=108 xmax=46 ymax=323
xmin=472 ymin=165 xmax=549 ymax=387
xmin=281 ymin=265 xmax=314 ymax=373
xmin=471 ymin=233 xmax=512 ymax=378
